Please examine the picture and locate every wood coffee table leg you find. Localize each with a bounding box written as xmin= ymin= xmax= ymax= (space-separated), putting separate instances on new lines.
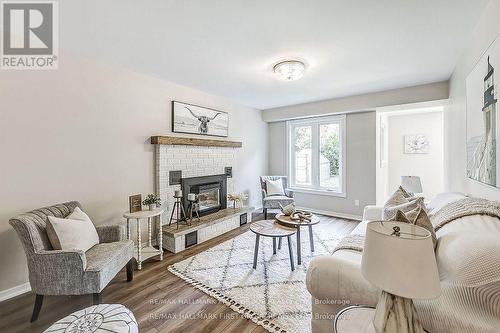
xmin=296 ymin=227 xmax=302 ymax=265
xmin=278 ymin=237 xmax=282 ymax=249
xmin=273 ymin=237 xmax=277 ymax=254
xmin=287 ymin=236 xmax=295 ymax=271
xmin=253 ymin=234 xmax=260 ymax=269
xmin=309 ymin=225 xmax=315 ymax=252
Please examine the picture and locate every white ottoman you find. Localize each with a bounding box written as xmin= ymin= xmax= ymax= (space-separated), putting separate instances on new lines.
xmin=44 ymin=304 xmax=138 ymax=333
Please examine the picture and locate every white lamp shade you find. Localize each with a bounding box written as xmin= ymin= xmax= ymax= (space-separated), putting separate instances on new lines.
xmin=361 ymin=221 xmax=441 ymax=299
xmin=401 ymin=176 xmax=422 ymax=193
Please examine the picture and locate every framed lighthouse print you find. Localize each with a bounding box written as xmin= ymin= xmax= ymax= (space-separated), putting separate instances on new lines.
xmin=466 ymin=34 xmax=500 ymax=188
xmin=172 ymin=101 xmax=229 ymax=137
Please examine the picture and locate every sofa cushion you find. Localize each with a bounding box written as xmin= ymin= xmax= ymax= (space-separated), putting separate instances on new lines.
xmin=46 ymin=207 xmax=99 ymax=252
xmin=437 ymin=232 xmax=500 ymax=286
xmin=263 ymin=195 xmax=294 ymax=209
xmin=84 ymin=240 xmax=134 ymax=292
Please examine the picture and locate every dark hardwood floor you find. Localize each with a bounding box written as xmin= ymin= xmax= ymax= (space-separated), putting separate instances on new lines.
xmin=0 ymin=212 xmax=358 ymax=333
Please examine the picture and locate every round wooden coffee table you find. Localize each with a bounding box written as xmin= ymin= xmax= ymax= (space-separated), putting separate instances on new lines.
xmin=250 ymin=220 xmax=297 ymax=271
xmin=275 ymin=213 xmax=320 ymax=265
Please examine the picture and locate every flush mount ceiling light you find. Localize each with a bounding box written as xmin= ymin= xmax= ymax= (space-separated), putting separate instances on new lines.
xmin=273 ymin=60 xmax=306 ymax=81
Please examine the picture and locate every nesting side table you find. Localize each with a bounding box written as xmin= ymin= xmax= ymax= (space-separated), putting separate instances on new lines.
xmin=250 ymin=220 xmax=297 ymax=271
xmin=275 ymin=213 xmax=320 ymax=265
xmin=123 ymin=208 xmax=164 ymax=270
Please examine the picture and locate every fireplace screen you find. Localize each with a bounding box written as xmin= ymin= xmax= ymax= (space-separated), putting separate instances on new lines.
xmin=197 ymin=183 xmax=221 ymax=212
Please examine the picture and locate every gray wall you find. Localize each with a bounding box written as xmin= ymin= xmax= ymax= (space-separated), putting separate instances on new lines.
xmin=268 ymin=112 xmax=376 ymax=217
xmin=446 ymin=0 xmax=500 ymax=200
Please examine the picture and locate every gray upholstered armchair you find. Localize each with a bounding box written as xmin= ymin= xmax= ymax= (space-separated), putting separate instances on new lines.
xmin=260 ymin=176 xmax=295 ymax=219
xmin=9 ymin=201 xmax=134 ymax=322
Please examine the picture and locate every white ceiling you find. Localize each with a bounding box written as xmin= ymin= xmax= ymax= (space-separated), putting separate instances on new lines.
xmin=62 ymin=0 xmax=488 ymax=110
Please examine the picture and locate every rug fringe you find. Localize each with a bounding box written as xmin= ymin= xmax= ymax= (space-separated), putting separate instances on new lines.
xmin=167 ymin=265 xmax=287 ymax=333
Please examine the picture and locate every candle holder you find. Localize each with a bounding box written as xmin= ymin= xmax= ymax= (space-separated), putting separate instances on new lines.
xmin=169 ymin=193 xmax=188 ymax=229
xmin=187 ymin=194 xmax=200 ymax=224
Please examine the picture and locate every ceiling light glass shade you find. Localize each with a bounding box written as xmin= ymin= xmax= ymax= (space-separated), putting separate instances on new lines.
xmin=273 ymin=60 xmax=305 ymax=81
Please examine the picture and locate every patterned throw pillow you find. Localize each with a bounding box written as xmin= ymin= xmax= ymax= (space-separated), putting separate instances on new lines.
xmin=389 ymin=207 xmax=437 ymax=249
xmin=399 ymin=185 xmax=413 ymax=199
xmin=383 ymin=186 xmax=425 ymax=220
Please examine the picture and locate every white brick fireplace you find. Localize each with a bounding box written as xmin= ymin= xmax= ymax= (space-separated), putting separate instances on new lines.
xmin=155 ymin=144 xmax=237 ymax=224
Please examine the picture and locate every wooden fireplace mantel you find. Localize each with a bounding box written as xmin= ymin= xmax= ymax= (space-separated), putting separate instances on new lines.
xmin=150 ymin=135 xmax=242 ymax=148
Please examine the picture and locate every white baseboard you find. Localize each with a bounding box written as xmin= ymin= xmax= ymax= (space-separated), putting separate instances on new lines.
xmin=295 ymin=206 xmax=362 ymax=221
xmin=0 ymin=282 xmax=31 ymax=302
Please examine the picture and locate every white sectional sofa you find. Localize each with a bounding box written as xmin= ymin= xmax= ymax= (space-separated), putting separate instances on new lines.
xmin=306 ymin=193 xmax=500 ymax=333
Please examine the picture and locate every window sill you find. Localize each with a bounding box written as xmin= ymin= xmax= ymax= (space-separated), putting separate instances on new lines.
xmin=289 ymin=187 xmax=347 ymax=198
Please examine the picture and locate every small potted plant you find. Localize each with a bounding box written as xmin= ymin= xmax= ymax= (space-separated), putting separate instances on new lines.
xmin=143 ymin=194 xmax=161 ymax=210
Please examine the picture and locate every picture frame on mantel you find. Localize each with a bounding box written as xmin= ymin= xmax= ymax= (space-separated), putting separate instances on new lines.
xmin=172 ymin=101 xmax=229 ymax=137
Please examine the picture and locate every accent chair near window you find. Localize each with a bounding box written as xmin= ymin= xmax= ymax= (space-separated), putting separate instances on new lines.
xmin=260 ymin=176 xmax=295 ymax=219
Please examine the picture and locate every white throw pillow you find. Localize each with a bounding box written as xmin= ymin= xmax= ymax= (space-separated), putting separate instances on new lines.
xmin=265 ymin=178 xmax=285 ymax=196
xmin=46 ymin=207 xmax=99 ymax=252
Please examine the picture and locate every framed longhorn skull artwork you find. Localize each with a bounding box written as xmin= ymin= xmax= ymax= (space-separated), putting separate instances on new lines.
xmin=172 ymin=101 xmax=228 ymax=137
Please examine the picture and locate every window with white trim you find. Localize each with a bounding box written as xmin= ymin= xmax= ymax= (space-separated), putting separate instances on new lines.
xmin=287 ymin=115 xmax=346 ymax=196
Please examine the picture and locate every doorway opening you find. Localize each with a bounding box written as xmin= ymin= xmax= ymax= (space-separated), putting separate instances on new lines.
xmin=376 ymin=102 xmax=445 ymax=204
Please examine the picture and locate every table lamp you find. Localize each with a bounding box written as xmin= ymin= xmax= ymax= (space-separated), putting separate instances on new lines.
xmin=400 ymin=176 xmax=422 ymax=196
xmin=361 ymin=221 xmax=440 ymax=333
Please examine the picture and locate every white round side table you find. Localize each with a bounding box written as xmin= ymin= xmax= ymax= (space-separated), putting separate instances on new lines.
xmin=334 ymin=306 xmax=429 ymax=333
xmin=123 ymin=208 xmax=164 ymax=270
xmin=334 ymin=306 xmax=376 ymax=333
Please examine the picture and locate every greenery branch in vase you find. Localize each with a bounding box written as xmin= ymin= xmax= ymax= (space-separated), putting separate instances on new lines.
xmin=143 ymin=194 xmax=161 ymax=210
xmin=227 ymin=193 xmax=248 ymax=209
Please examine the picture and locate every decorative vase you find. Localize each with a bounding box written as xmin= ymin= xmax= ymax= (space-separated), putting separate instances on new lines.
xmin=149 ymin=204 xmax=156 ymax=210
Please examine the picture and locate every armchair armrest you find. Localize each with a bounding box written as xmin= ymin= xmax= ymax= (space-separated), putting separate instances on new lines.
xmin=30 ymin=250 xmax=87 ymax=295
xmin=96 ymin=224 xmax=126 ymax=243
xmin=35 ymin=249 xmax=87 ymax=270
xmin=261 ymin=189 xmax=267 ymax=199
xmin=285 ymin=188 xmax=294 ymax=198
xmin=363 ymin=205 xmax=383 ymax=221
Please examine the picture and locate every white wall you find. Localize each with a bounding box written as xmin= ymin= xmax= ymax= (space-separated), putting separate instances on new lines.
xmin=0 ymin=54 xmax=268 ymax=294
xmin=268 ymin=112 xmax=376 ymax=218
xmin=385 ymin=111 xmax=444 ymax=200
xmin=446 ymin=0 xmax=500 ymax=199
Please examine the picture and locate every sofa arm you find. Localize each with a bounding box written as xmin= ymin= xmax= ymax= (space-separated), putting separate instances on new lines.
xmin=31 ymin=250 xmax=87 ymax=294
xmin=306 ymin=255 xmax=378 ymax=312
xmin=261 ymin=189 xmax=267 ymax=200
xmin=363 ymin=205 xmax=383 ymax=221
xmin=96 ymin=224 xmax=126 ymax=243
xmin=285 ymin=188 xmax=294 ymax=198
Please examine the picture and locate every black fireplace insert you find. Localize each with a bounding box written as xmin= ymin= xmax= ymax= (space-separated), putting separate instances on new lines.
xmin=181 ymin=174 xmax=227 ymax=216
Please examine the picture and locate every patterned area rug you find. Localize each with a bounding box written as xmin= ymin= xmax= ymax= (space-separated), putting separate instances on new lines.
xmin=168 ymin=219 xmax=351 ymax=333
